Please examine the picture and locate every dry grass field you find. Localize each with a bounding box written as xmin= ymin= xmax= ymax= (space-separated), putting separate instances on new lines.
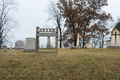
xmin=0 ymin=49 xmax=120 ymax=80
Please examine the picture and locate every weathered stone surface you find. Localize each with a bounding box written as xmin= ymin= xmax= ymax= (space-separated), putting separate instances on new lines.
xmin=24 ymin=38 xmax=36 ymax=52
xmin=2 ymin=45 xmax=8 ymax=52
xmin=15 ymin=40 xmax=24 ymax=50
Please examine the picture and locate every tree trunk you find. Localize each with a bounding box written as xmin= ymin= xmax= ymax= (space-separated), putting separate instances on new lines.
xmin=102 ymin=34 xmax=104 ymax=48
xmin=57 ymin=18 xmax=62 ymax=48
xmin=59 ymin=27 xmax=62 ymax=48
xmin=73 ymin=25 xmax=77 ymax=47
xmin=82 ymin=31 xmax=85 ymax=48
xmin=0 ymin=31 xmax=2 ymax=48
xmin=83 ymin=39 xmax=84 ymax=48
xmin=74 ymin=38 xmax=77 ymax=47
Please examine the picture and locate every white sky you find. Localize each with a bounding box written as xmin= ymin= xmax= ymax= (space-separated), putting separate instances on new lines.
xmin=7 ymin=0 xmax=120 ymax=47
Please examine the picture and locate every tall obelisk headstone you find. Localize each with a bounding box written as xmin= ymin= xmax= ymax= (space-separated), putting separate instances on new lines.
xmin=46 ymin=36 xmax=52 ymax=49
xmin=62 ymin=43 xmax=64 ymax=48
xmin=76 ymin=33 xmax=80 ymax=49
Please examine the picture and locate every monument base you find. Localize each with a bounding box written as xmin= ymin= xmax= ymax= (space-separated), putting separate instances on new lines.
xmin=15 ymin=47 xmax=24 ymax=50
xmin=46 ymin=44 xmax=52 ymax=49
xmin=109 ymin=46 xmax=120 ymax=49
xmin=24 ymin=49 xmax=36 ymax=52
xmin=76 ymin=45 xmax=80 ymax=49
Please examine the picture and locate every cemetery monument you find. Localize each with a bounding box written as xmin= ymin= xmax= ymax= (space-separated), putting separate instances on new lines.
xmin=110 ymin=22 xmax=120 ymax=49
xmin=15 ymin=40 xmax=24 ymax=50
xmin=36 ymin=27 xmax=58 ymax=53
xmin=24 ymin=38 xmax=36 ymax=52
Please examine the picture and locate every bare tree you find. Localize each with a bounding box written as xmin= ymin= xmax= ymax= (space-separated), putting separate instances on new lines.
xmin=0 ymin=0 xmax=18 ymax=48
xmin=47 ymin=1 xmax=63 ymax=48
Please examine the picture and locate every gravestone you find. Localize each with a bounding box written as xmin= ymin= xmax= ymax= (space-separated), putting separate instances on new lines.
xmin=76 ymin=33 xmax=80 ymax=49
xmin=86 ymin=40 xmax=93 ymax=49
xmin=2 ymin=45 xmax=8 ymax=52
xmin=106 ymin=40 xmax=111 ymax=48
xmin=24 ymin=38 xmax=36 ymax=52
xmin=15 ymin=40 xmax=24 ymax=50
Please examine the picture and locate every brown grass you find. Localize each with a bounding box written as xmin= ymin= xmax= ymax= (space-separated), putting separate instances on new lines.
xmin=0 ymin=49 xmax=120 ymax=79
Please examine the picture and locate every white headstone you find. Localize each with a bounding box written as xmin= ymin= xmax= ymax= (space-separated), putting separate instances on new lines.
xmin=15 ymin=40 xmax=24 ymax=50
xmin=24 ymin=38 xmax=36 ymax=52
xmin=76 ymin=33 xmax=80 ymax=49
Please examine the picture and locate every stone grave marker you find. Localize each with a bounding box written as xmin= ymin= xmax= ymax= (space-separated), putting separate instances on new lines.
xmin=24 ymin=38 xmax=36 ymax=52
xmin=46 ymin=36 xmax=52 ymax=49
xmin=106 ymin=40 xmax=111 ymax=48
xmin=86 ymin=40 xmax=93 ymax=49
xmin=76 ymin=33 xmax=80 ymax=49
xmin=15 ymin=40 xmax=24 ymax=50
xmin=2 ymin=45 xmax=8 ymax=52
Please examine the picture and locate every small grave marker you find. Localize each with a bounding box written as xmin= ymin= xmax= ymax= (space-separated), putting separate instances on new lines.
xmin=15 ymin=40 xmax=24 ymax=50
xmin=2 ymin=45 xmax=8 ymax=52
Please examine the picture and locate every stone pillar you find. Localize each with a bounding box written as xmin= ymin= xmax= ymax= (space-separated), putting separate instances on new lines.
xmin=36 ymin=27 xmax=39 ymax=51
xmin=76 ymin=33 xmax=80 ymax=49
xmin=46 ymin=36 xmax=52 ymax=49
xmin=62 ymin=43 xmax=64 ymax=48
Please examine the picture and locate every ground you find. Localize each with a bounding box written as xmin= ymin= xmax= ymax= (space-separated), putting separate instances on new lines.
xmin=0 ymin=49 xmax=120 ymax=79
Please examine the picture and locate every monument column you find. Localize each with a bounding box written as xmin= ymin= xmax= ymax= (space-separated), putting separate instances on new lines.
xmin=46 ymin=36 xmax=51 ymax=49
xmin=62 ymin=43 xmax=64 ymax=48
xmin=76 ymin=33 xmax=80 ymax=49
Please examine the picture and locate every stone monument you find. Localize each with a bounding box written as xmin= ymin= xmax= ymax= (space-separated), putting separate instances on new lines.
xmin=106 ymin=40 xmax=111 ymax=48
xmin=62 ymin=43 xmax=64 ymax=48
xmin=110 ymin=22 xmax=120 ymax=49
xmin=24 ymin=38 xmax=36 ymax=52
xmin=86 ymin=40 xmax=93 ymax=49
xmin=76 ymin=33 xmax=80 ymax=49
xmin=2 ymin=45 xmax=8 ymax=52
xmin=15 ymin=40 xmax=24 ymax=50
xmin=36 ymin=27 xmax=58 ymax=53
xmin=46 ymin=36 xmax=52 ymax=49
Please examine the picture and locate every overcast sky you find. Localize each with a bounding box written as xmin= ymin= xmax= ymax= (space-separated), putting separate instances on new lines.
xmin=7 ymin=0 xmax=120 ymax=47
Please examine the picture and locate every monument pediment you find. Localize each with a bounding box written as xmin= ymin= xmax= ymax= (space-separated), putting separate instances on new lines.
xmin=114 ymin=22 xmax=120 ymax=31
